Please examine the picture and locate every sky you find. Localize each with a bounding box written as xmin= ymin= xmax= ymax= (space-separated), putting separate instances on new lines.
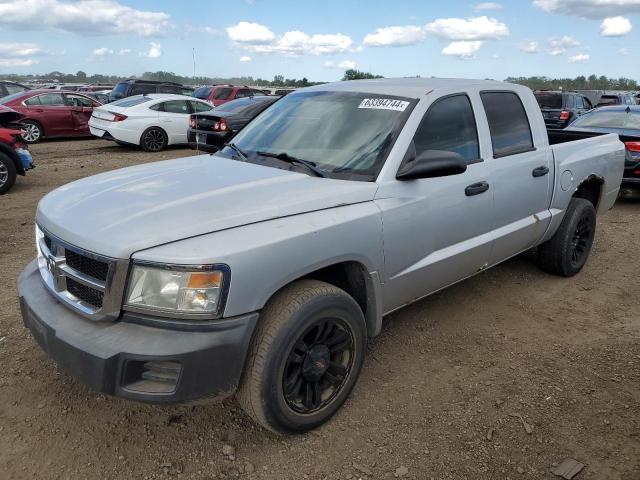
xmin=0 ymin=0 xmax=638 ymax=82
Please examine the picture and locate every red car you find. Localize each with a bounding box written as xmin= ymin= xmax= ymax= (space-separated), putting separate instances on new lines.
xmin=0 ymin=105 xmax=33 ymax=194
xmin=192 ymin=84 xmax=267 ymax=107
xmin=0 ymin=89 xmax=101 ymax=143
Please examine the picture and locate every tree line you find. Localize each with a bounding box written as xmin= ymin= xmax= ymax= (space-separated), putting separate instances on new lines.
xmin=506 ymin=75 xmax=639 ymax=91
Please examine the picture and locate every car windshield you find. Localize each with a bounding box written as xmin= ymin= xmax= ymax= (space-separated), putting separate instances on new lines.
xmin=534 ymin=93 xmax=562 ymax=109
xmin=109 ymin=96 xmax=153 ymax=108
xmin=571 ymin=109 xmax=640 ymax=129
xmin=223 ymin=91 xmax=414 ymax=181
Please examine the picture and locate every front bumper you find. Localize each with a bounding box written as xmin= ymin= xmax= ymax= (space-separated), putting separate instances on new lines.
xmin=18 ymin=260 xmax=258 ymax=403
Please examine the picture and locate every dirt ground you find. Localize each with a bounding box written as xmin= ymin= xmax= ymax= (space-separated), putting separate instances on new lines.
xmin=1 ymin=138 xmax=639 ymax=480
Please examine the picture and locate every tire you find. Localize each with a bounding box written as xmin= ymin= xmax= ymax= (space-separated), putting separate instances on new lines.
xmin=20 ymin=120 xmax=43 ymax=144
xmin=237 ymin=280 xmax=367 ymax=434
xmin=537 ymin=197 xmax=596 ymax=277
xmin=0 ymin=153 xmax=17 ymax=194
xmin=140 ymin=127 xmax=168 ymax=152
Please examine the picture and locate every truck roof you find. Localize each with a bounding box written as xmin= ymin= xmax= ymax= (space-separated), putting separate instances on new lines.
xmin=303 ymin=77 xmax=518 ymax=98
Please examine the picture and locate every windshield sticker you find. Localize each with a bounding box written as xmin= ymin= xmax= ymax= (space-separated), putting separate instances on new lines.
xmin=358 ymin=98 xmax=410 ymax=111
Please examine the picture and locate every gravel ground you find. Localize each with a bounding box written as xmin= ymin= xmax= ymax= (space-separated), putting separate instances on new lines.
xmin=1 ymin=138 xmax=639 ymax=480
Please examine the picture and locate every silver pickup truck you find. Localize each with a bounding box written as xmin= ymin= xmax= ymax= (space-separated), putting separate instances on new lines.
xmin=18 ymin=78 xmax=625 ymax=433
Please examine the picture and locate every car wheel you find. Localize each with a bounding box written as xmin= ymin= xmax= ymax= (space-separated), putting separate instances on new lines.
xmin=140 ymin=127 xmax=168 ymax=152
xmin=237 ymin=280 xmax=366 ymax=434
xmin=0 ymin=153 xmax=17 ymax=194
xmin=20 ymin=120 xmax=43 ymax=144
xmin=537 ymin=197 xmax=596 ymax=277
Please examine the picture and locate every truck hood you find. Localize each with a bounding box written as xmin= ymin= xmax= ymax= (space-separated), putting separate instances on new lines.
xmin=37 ymin=155 xmax=377 ymax=259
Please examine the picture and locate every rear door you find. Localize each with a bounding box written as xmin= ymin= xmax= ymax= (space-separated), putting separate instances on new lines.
xmin=24 ymin=92 xmax=72 ymax=135
xmin=480 ymin=91 xmax=553 ymax=265
xmin=157 ymin=99 xmax=191 ymax=144
xmin=64 ymin=94 xmax=97 ymax=134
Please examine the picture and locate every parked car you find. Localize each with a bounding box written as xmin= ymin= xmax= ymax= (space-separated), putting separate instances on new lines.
xmin=0 ymin=80 xmax=31 ymax=99
xmin=192 ymin=85 xmax=267 ymax=107
xmin=0 ymin=105 xmax=33 ymax=194
xmin=88 ymin=94 xmax=212 ymax=151
xmin=109 ymin=80 xmax=184 ymax=103
xmin=19 ymin=78 xmax=624 ymax=433
xmin=595 ymin=92 xmax=636 ymax=107
xmin=78 ymin=85 xmax=114 ymax=93
xmin=187 ymin=95 xmax=280 ymax=152
xmin=84 ymin=90 xmax=111 ymax=105
xmin=562 ymin=105 xmax=640 ymax=189
xmin=0 ymin=90 xmax=101 ymax=143
xmin=534 ymin=90 xmax=593 ymax=128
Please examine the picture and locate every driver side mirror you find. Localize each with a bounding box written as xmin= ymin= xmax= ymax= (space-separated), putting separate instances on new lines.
xmin=396 ymin=150 xmax=467 ymax=180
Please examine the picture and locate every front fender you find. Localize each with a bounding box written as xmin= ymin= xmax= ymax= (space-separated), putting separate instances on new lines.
xmin=132 ymin=202 xmax=385 ymax=320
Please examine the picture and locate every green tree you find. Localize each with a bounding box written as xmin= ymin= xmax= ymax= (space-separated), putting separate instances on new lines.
xmin=342 ymin=69 xmax=384 ymax=81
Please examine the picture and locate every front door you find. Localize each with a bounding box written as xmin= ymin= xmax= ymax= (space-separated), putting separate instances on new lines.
xmin=376 ymin=93 xmax=495 ymax=313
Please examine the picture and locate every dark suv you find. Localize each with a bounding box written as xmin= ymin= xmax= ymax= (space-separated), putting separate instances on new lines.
xmin=109 ymin=80 xmax=184 ymax=102
xmin=192 ymin=85 xmax=267 ymax=107
xmin=534 ymin=90 xmax=593 ymax=128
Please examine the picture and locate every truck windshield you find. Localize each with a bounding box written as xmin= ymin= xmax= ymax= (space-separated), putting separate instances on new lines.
xmin=223 ymin=91 xmax=415 ymax=181
xmin=534 ymin=93 xmax=562 ymax=109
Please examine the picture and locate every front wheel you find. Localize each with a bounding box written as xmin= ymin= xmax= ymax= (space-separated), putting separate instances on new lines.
xmin=537 ymin=197 xmax=596 ymax=276
xmin=237 ymin=280 xmax=366 ymax=433
xmin=0 ymin=153 xmax=17 ymax=194
xmin=140 ymin=127 xmax=168 ymax=152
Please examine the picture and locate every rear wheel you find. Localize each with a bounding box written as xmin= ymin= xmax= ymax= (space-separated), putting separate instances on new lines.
xmin=20 ymin=120 xmax=43 ymax=144
xmin=537 ymin=197 xmax=596 ymax=276
xmin=0 ymin=153 xmax=17 ymax=194
xmin=237 ymin=280 xmax=366 ymax=433
xmin=140 ymin=127 xmax=168 ymax=152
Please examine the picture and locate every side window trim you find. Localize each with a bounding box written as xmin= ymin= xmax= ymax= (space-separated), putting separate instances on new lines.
xmin=401 ymin=92 xmax=483 ymax=172
xmin=479 ymin=90 xmax=536 ymax=159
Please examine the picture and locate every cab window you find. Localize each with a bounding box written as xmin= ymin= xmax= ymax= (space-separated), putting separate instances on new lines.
xmin=408 ymin=94 xmax=480 ymax=164
xmin=481 ymin=91 xmax=534 ymax=158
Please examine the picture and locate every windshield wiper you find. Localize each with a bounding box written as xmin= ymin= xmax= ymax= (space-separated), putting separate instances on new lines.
xmin=256 ymin=151 xmax=328 ymax=178
xmin=224 ymin=142 xmax=248 ymax=160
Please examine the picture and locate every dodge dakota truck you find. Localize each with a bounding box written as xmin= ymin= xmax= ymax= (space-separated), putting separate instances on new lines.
xmin=18 ymin=78 xmax=625 ymax=433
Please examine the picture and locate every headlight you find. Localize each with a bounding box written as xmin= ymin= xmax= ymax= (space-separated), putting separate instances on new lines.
xmin=124 ymin=263 xmax=229 ymax=318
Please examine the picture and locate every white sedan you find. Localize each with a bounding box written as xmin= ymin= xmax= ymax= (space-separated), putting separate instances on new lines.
xmin=88 ymin=94 xmax=213 ymax=152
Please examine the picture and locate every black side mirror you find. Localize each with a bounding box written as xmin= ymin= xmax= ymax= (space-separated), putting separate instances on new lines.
xmin=396 ymin=150 xmax=467 ymax=180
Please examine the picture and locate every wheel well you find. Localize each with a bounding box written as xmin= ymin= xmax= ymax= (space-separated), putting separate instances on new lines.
xmin=0 ymin=143 xmax=23 ymax=175
xmin=573 ymin=176 xmax=602 ymax=209
xmin=139 ymin=126 xmax=168 ymax=145
xmin=22 ymin=118 xmax=44 ymax=135
xmin=298 ymin=261 xmax=379 ymax=337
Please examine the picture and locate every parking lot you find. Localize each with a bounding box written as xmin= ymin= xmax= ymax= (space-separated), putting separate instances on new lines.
xmin=0 ymin=138 xmax=639 ymax=480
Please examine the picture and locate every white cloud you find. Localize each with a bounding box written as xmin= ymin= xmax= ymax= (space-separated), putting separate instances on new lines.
xmin=442 ymin=40 xmax=483 ymax=59
xmin=600 ymin=16 xmax=632 ymax=36
xmin=569 ymin=53 xmax=590 ymax=62
xmin=0 ymin=0 xmax=170 ymax=37
xmin=519 ymin=40 xmax=539 ymax=53
xmin=204 ymin=27 xmax=218 ymax=35
xmin=239 ymin=55 xmax=252 ymax=62
xmin=93 ymin=47 xmax=113 ymax=56
xmin=0 ymin=42 xmax=41 ymax=57
xmin=363 ymin=25 xmax=426 ymax=47
xmin=548 ymin=35 xmax=580 ymax=55
xmin=141 ymin=42 xmax=161 ymax=58
xmin=425 ymin=16 xmax=509 ymax=40
xmin=227 ymin=21 xmax=275 ymax=43
xmin=534 ymin=0 xmax=640 ymax=18
xmin=475 ymin=2 xmax=503 ymax=10
xmin=324 ymin=59 xmax=356 ymax=69
xmin=118 ymin=48 xmax=131 ymax=55
xmin=0 ymin=58 xmax=38 ymax=67
xmin=227 ymin=23 xmax=353 ymax=56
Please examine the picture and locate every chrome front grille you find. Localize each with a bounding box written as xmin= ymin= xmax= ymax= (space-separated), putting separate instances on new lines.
xmin=36 ymin=225 xmax=128 ymax=321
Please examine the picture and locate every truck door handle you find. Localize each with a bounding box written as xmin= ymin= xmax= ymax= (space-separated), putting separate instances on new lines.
xmin=465 ymin=181 xmax=489 ymax=196
xmin=532 ymin=166 xmax=549 ymax=177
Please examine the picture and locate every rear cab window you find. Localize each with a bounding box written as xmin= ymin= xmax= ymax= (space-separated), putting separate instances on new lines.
xmin=481 ymin=91 xmax=534 ymax=158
